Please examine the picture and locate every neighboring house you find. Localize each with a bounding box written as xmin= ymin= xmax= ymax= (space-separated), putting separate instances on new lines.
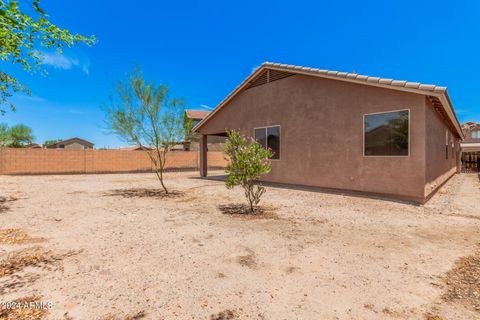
xmin=119 ymin=146 xmax=152 ymax=151
xmin=194 ymin=62 xmax=464 ymax=203
xmin=184 ymin=109 xmax=225 ymax=151
xmin=186 ymin=110 xmax=210 ymax=128
xmin=24 ymin=143 xmax=42 ymax=149
xmin=46 ymin=138 xmax=94 ymax=150
xmin=460 ymin=122 xmax=480 ymax=171
xmin=119 ymin=144 xmax=184 ymax=151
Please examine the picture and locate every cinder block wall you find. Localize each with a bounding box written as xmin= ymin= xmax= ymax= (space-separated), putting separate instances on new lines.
xmin=0 ymin=149 xmax=227 ymax=175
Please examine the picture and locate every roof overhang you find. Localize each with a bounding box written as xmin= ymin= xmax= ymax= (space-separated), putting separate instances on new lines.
xmin=461 ymin=143 xmax=480 ymax=152
xmin=193 ymin=62 xmax=465 ymax=139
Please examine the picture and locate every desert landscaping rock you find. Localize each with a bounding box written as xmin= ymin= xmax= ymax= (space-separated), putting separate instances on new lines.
xmin=0 ymin=171 xmax=479 ymax=319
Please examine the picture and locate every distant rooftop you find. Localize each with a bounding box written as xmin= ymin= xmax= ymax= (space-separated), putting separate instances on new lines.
xmin=186 ymin=109 xmax=210 ymax=120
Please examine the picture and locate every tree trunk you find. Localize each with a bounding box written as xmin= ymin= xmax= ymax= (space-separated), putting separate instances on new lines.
xmin=155 ymin=169 xmax=168 ymax=194
xmin=148 ymin=150 xmax=169 ymax=194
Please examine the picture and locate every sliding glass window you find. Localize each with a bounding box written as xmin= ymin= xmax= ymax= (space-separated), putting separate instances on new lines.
xmin=254 ymin=126 xmax=280 ymax=159
xmin=364 ymin=110 xmax=409 ymax=156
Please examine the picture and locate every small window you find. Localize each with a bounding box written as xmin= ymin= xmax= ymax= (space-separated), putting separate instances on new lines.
xmin=254 ymin=126 xmax=280 ymax=159
xmin=59 ymin=144 xmax=65 ymax=148
xmin=445 ymin=130 xmax=449 ymax=160
xmin=254 ymin=128 xmax=267 ymax=149
xmin=472 ymin=130 xmax=480 ymax=139
xmin=364 ymin=110 xmax=409 ymax=156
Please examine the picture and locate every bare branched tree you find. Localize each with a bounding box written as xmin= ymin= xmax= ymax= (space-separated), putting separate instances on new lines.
xmin=105 ymin=67 xmax=187 ymax=194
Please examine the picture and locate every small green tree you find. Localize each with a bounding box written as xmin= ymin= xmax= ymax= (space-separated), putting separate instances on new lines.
xmin=224 ymin=130 xmax=272 ymax=213
xmin=0 ymin=0 xmax=96 ymax=114
xmin=0 ymin=123 xmax=9 ymax=147
xmin=43 ymin=139 xmax=61 ymax=147
xmin=0 ymin=123 xmax=34 ymax=147
xmin=104 ymin=67 xmax=186 ymax=194
xmin=7 ymin=124 xmax=34 ymax=147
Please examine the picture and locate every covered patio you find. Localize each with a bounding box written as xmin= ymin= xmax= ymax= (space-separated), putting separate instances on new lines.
xmin=461 ymin=143 xmax=480 ymax=172
xmin=199 ymin=132 xmax=227 ymax=177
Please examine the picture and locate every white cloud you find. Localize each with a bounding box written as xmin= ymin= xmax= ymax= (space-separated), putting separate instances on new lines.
xmin=82 ymin=64 xmax=90 ymax=75
xmin=68 ymin=108 xmax=88 ymax=115
xmin=199 ymin=104 xmax=213 ymax=110
xmin=40 ymin=51 xmax=90 ymax=75
xmin=13 ymin=93 xmax=45 ymax=102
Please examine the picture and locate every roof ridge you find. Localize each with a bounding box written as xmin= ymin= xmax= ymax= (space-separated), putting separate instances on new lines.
xmin=193 ymin=62 xmax=463 ymax=139
xmin=260 ymin=61 xmax=446 ymax=93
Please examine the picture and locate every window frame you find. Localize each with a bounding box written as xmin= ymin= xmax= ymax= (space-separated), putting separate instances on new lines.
xmin=446 ymin=130 xmax=449 ymax=160
xmin=253 ymin=125 xmax=281 ymax=161
xmin=362 ymin=108 xmax=411 ymax=158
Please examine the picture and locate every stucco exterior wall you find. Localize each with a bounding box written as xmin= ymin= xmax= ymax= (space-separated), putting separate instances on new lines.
xmin=424 ymin=98 xmax=460 ymax=197
xmin=199 ymin=74 xmax=430 ymax=202
xmin=64 ymin=142 xmax=90 ymax=150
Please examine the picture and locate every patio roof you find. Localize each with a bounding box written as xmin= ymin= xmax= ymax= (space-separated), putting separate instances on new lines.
xmin=461 ymin=142 xmax=480 ymax=152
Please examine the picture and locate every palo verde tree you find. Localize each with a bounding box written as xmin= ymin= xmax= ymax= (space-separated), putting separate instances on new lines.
xmin=224 ymin=130 xmax=272 ymax=213
xmin=105 ymin=67 xmax=187 ymax=194
xmin=43 ymin=139 xmax=61 ymax=147
xmin=0 ymin=122 xmax=8 ymax=146
xmin=0 ymin=122 xmax=34 ymax=147
xmin=0 ymin=0 xmax=96 ymax=114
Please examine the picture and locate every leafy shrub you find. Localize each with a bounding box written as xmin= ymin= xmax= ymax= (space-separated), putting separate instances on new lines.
xmin=224 ymin=130 xmax=272 ymax=213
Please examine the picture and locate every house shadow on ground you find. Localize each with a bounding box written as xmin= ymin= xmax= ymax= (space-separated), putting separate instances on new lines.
xmin=190 ymin=174 xmax=419 ymax=206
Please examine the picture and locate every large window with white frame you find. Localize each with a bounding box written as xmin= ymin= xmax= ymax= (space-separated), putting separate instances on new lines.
xmin=364 ymin=110 xmax=409 ymax=156
xmin=254 ymin=125 xmax=280 ymax=160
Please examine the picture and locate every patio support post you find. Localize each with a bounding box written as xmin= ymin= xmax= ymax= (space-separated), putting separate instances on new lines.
xmin=200 ymin=134 xmax=207 ymax=177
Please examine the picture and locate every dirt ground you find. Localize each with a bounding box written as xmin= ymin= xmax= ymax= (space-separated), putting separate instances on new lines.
xmin=0 ymin=171 xmax=479 ymax=320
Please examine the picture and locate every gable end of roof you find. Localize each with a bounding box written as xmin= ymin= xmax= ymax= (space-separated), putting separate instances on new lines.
xmin=194 ymin=62 xmax=464 ymax=139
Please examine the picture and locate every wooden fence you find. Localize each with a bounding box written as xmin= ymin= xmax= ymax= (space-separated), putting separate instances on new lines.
xmin=0 ymin=148 xmax=227 ymax=175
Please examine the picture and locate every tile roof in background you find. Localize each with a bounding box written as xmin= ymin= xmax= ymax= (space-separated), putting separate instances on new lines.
xmin=185 ymin=109 xmax=210 ymax=120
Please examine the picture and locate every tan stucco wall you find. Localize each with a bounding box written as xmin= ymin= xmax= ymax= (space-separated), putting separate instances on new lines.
xmin=64 ymin=142 xmax=92 ymax=150
xmin=199 ymin=74 xmax=432 ymax=202
xmin=188 ymin=135 xmax=226 ymax=151
xmin=424 ymin=98 xmax=460 ymax=197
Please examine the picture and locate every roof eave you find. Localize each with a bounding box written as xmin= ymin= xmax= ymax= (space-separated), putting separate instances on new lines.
xmin=193 ymin=65 xmax=267 ymax=132
xmin=194 ymin=63 xmax=464 ymax=139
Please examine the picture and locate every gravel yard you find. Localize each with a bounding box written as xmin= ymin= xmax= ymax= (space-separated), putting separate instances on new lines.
xmin=0 ymin=171 xmax=479 ymax=320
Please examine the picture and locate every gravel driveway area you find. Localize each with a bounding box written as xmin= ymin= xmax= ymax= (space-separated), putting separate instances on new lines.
xmin=0 ymin=171 xmax=479 ymax=319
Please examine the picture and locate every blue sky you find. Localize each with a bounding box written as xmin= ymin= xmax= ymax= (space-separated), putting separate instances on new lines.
xmin=2 ymin=0 xmax=479 ymax=147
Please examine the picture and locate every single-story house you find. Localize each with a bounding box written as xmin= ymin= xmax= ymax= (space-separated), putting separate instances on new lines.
xmin=460 ymin=122 xmax=480 ymax=171
xmin=24 ymin=143 xmax=42 ymax=149
xmin=184 ymin=109 xmax=225 ymax=151
xmin=193 ymin=62 xmax=464 ymax=203
xmin=46 ymin=138 xmax=94 ymax=150
xmin=119 ymin=146 xmax=152 ymax=151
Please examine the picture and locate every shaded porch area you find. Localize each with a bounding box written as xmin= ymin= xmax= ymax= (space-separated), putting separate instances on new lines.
xmin=461 ymin=143 xmax=480 ymax=173
xmin=199 ymin=132 xmax=228 ymax=177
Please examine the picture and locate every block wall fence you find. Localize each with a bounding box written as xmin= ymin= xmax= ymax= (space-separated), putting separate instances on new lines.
xmin=0 ymin=149 xmax=227 ymax=175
